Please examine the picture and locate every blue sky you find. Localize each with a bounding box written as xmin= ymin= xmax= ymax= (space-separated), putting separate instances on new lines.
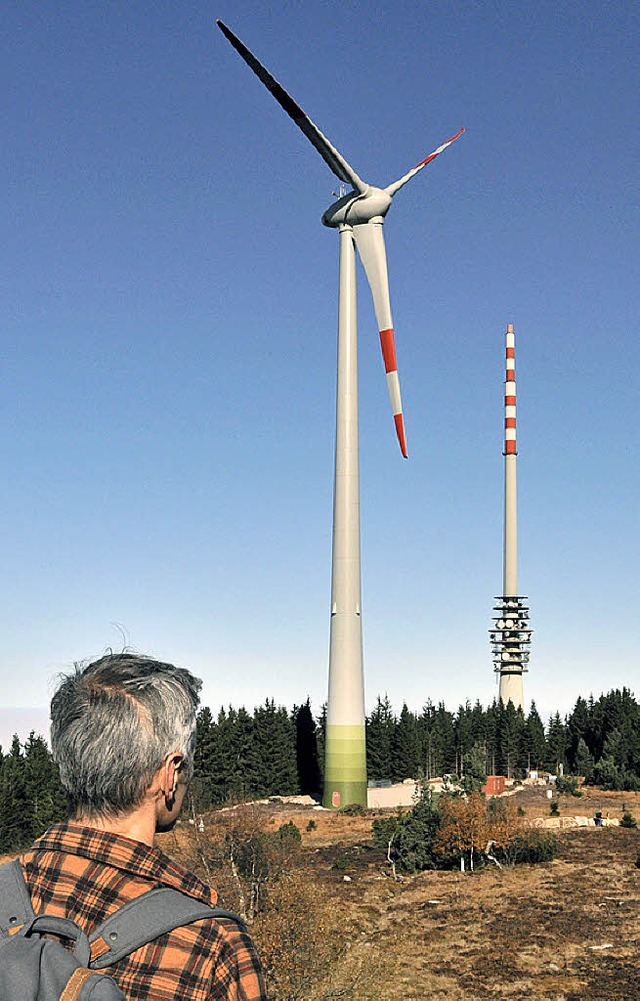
xmin=2 ymin=1 xmax=638 ymax=747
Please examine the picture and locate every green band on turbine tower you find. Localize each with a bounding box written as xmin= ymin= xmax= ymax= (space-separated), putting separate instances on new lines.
xmin=323 ymin=723 xmax=367 ymax=809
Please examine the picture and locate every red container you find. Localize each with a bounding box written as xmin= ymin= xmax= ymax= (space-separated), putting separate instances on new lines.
xmin=482 ymin=775 xmax=506 ymax=795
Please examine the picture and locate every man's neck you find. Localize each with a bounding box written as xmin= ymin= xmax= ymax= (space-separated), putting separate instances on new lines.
xmin=74 ymin=799 xmax=157 ymax=848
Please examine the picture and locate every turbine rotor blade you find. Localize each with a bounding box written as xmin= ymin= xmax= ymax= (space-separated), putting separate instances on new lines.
xmin=216 ymin=20 xmax=368 ymax=194
xmin=352 ymin=222 xmax=407 ymax=458
xmin=385 ymin=127 xmax=465 ymax=198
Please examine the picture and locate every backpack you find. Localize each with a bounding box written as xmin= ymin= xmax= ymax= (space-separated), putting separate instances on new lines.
xmin=0 ymin=858 xmax=240 ymax=1000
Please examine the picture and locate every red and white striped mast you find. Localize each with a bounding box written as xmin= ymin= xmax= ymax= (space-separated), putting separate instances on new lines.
xmin=490 ymin=323 xmax=532 ymax=709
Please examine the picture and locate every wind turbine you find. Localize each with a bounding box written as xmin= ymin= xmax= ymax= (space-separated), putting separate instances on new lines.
xmin=217 ymin=20 xmax=463 ymax=807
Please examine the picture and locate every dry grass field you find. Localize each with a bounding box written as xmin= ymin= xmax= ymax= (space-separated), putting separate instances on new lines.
xmin=161 ymin=785 xmax=640 ymax=1000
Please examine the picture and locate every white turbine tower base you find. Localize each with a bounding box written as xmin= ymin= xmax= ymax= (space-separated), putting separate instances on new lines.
xmin=217 ymin=20 xmax=463 ymax=806
xmin=325 ymin=226 xmax=366 ymax=807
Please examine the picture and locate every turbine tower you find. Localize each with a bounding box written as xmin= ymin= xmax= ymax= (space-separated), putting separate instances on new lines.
xmin=490 ymin=324 xmax=532 ymax=709
xmin=217 ymin=21 xmax=463 ymax=806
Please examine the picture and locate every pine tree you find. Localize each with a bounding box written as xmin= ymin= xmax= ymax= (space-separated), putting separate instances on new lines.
xmin=366 ymin=695 xmax=396 ymax=781
xmin=193 ymin=706 xmax=230 ymax=807
xmin=566 ymin=695 xmax=590 ymax=770
xmin=294 ymin=700 xmax=321 ymax=796
xmin=0 ymin=736 xmax=34 ymax=852
xmin=214 ymin=706 xmax=255 ymax=801
xmin=391 ymin=704 xmax=421 ymax=781
xmin=470 ymin=700 xmax=488 ymax=747
xmin=249 ymin=701 xmax=298 ymax=798
xmin=195 ymin=706 xmax=214 ymax=775
xmin=417 ymin=701 xmax=456 ymax=779
xmin=419 ymin=700 xmax=437 ymax=780
xmin=315 ymin=703 xmax=327 ymax=792
xmin=434 ymin=702 xmax=457 ymax=777
xmin=546 ymin=712 xmax=568 ymax=772
xmin=23 ymin=732 xmax=66 ymax=835
xmin=232 ymin=707 xmax=258 ymax=798
xmin=461 ymin=740 xmax=487 ymax=794
xmin=574 ymin=737 xmax=595 ymax=782
xmin=485 ymin=699 xmax=503 ymax=776
xmin=523 ymin=702 xmax=547 ymax=772
xmin=496 ymin=701 xmax=525 ymax=778
xmin=454 ymin=703 xmax=474 ymax=778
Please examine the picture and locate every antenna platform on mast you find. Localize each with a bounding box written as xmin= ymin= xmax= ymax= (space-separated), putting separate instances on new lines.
xmin=489 ymin=596 xmax=532 ymax=679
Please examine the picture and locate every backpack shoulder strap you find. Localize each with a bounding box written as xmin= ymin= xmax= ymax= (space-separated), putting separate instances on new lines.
xmin=90 ymin=887 xmax=243 ymax=968
xmin=0 ymin=859 xmax=35 ymax=934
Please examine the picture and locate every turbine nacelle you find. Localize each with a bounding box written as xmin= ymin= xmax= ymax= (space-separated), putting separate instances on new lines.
xmin=322 ymin=186 xmax=392 ymax=229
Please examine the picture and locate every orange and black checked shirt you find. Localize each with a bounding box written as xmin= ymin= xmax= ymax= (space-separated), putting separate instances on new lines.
xmin=20 ymin=823 xmax=267 ymax=1001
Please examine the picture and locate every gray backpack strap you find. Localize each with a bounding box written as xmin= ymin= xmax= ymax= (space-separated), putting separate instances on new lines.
xmin=0 ymin=859 xmax=35 ymax=933
xmin=90 ymin=887 xmax=240 ymax=968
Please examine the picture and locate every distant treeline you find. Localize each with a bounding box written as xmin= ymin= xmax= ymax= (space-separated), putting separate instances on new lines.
xmin=192 ymin=688 xmax=640 ymax=806
xmin=1 ymin=688 xmax=638 ymax=852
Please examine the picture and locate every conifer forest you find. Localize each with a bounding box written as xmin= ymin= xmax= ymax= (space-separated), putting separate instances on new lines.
xmin=1 ymin=688 xmax=639 ymax=854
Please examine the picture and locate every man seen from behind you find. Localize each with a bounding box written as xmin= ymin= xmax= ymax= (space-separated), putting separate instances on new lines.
xmin=18 ymin=653 xmax=267 ymax=1000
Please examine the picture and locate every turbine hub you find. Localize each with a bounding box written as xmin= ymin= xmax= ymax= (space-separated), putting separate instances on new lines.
xmin=322 ymin=186 xmax=392 ymax=228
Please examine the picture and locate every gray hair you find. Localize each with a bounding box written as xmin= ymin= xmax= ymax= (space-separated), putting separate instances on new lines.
xmin=50 ymin=653 xmax=202 ymax=819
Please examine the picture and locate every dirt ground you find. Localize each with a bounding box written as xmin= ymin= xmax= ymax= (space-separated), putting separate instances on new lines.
xmin=4 ymin=786 xmax=638 ymax=999
xmin=334 ymin=826 xmax=640 ymax=1000
xmin=164 ymin=785 xmax=640 ymax=1000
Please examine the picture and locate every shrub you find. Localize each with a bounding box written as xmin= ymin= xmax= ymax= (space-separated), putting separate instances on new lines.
xmin=592 ymin=757 xmax=639 ymax=791
xmin=433 ymin=793 xmax=489 ymax=872
xmin=373 ymin=793 xmax=443 ymax=873
xmin=556 ymin=775 xmax=582 ymax=797
xmin=620 ymin=811 xmax=637 ymax=829
xmin=550 ymin=800 xmax=560 ymax=816
xmin=340 ymin=802 xmax=366 ymax=816
xmin=460 ymin=741 xmax=488 ymax=794
xmin=277 ymin=820 xmax=302 ymax=844
xmin=253 ymin=873 xmax=395 ymax=1000
xmin=191 ymin=805 xmax=304 ymax=922
xmin=496 ymin=830 xmax=558 ymax=866
xmin=374 ymin=790 xmax=560 ymax=876
xmin=305 ymin=819 xmax=316 ymax=832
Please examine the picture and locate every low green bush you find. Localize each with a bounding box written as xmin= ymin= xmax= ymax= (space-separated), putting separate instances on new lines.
xmin=556 ymin=775 xmax=582 ymax=797
xmin=340 ymin=802 xmax=366 ymax=816
xmin=373 ymin=794 xmax=444 ymax=873
xmin=277 ymin=820 xmax=302 ymax=844
xmin=500 ymin=830 xmax=558 ymax=865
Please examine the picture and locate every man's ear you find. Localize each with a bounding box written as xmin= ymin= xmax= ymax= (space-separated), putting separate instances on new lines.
xmin=162 ymin=752 xmax=184 ymax=803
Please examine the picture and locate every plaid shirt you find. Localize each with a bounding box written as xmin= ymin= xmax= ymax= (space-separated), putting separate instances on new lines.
xmin=20 ymin=824 xmax=266 ymax=1001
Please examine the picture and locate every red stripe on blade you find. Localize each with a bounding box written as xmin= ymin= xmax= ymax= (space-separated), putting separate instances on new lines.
xmin=413 ymin=126 xmax=465 ymax=169
xmin=380 ymin=328 xmax=397 ymax=373
xmin=394 ymin=414 xmax=408 ymax=458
